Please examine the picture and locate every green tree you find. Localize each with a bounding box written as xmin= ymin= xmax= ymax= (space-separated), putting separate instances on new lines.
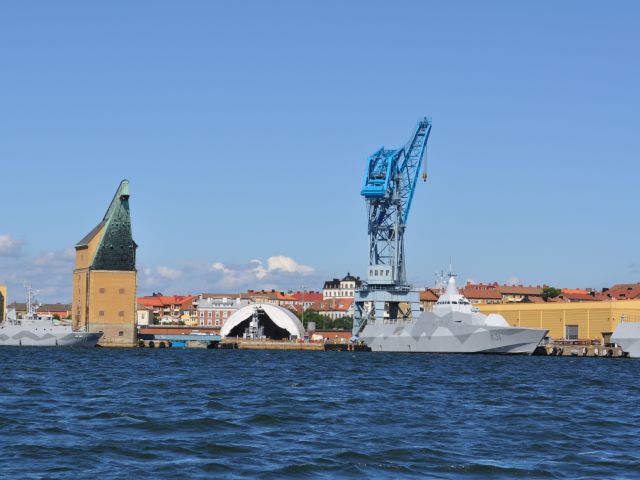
xmin=541 ymin=286 xmax=562 ymax=301
xmin=299 ymin=309 xmax=327 ymax=329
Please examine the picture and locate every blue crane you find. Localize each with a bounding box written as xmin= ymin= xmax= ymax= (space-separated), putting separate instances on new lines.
xmin=352 ymin=118 xmax=432 ymax=337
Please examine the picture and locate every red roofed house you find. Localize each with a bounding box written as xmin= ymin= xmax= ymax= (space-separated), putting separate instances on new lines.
xmin=312 ymin=298 xmax=353 ymax=320
xmin=247 ymin=290 xmax=298 ymax=307
xmin=137 ymin=294 xmax=198 ymax=325
xmin=603 ymin=283 xmax=640 ymax=300
xmin=290 ymin=291 xmax=323 ymax=312
xmin=559 ymin=288 xmax=602 ymax=302
xmin=419 ymin=289 xmax=439 ymax=310
xmin=461 ymin=283 xmax=503 ymax=305
xmin=497 ymin=284 xmax=545 ymax=303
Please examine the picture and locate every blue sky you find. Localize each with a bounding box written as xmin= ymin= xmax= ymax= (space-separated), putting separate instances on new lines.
xmin=1 ymin=1 xmax=639 ymax=302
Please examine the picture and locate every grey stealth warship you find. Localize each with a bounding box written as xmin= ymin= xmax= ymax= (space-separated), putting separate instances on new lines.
xmin=359 ymin=275 xmax=548 ymax=354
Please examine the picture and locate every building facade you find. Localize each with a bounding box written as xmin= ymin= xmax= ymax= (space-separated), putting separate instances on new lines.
xmin=497 ymin=284 xmax=544 ymax=303
xmin=419 ymin=288 xmax=439 ymax=311
xmin=290 ymin=291 xmax=323 ymax=312
xmin=196 ymin=296 xmax=250 ymax=327
xmin=136 ymin=303 xmax=153 ymax=326
xmin=38 ymin=303 xmax=72 ymax=319
xmin=72 ymin=180 xmax=137 ymax=347
xmin=313 ymin=298 xmax=353 ymax=320
xmin=478 ymin=300 xmax=640 ymax=343
xmin=137 ymin=295 xmax=198 ymax=325
xmin=246 ymin=290 xmax=298 ymax=307
xmin=461 ymin=284 xmax=503 ymax=305
xmin=322 ymin=273 xmax=362 ymax=300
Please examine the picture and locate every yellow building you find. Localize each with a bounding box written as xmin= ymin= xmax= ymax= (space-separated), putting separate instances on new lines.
xmin=0 ymin=284 xmax=6 ymax=321
xmin=72 ymin=180 xmax=138 ymax=347
xmin=479 ymin=300 xmax=640 ymax=343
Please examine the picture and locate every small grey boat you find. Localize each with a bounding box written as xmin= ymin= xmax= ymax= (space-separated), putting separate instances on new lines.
xmin=0 ymin=286 xmax=102 ymax=347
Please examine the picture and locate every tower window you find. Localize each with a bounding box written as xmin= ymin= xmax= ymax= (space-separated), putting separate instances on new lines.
xmin=99 ymin=310 xmax=105 ymax=317
xmin=99 ymin=288 xmax=106 ymax=294
xmin=119 ymin=288 xmax=125 ymax=294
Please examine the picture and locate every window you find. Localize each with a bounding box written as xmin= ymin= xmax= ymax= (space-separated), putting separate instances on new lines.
xmin=118 ymin=331 xmax=124 ymax=337
xmin=566 ymin=325 xmax=579 ymax=340
xmin=99 ymin=310 xmax=105 ymax=316
xmin=215 ymin=319 xmax=220 ymax=326
xmin=118 ymin=311 xmax=124 ymax=317
xmin=208 ymin=311 xmax=212 ymax=318
xmin=119 ymin=288 xmax=125 ymax=294
xmin=99 ymin=288 xmax=106 ymax=294
xmin=215 ymin=312 xmax=220 ymax=318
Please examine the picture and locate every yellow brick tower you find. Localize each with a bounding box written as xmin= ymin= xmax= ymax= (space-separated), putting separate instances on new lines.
xmin=0 ymin=284 xmax=6 ymax=321
xmin=72 ymin=180 xmax=137 ymax=347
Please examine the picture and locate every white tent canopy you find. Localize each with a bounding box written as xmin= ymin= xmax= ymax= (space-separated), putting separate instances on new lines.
xmin=220 ymin=303 xmax=306 ymax=339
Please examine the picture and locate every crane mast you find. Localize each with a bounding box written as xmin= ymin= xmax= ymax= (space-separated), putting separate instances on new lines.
xmin=352 ymin=118 xmax=432 ymax=338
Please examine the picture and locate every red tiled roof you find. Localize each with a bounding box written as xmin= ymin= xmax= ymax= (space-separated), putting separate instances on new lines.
xmin=606 ymin=283 xmax=640 ymax=300
xmin=290 ymin=291 xmax=323 ymax=302
xmin=312 ymin=299 xmax=353 ymax=312
xmin=137 ymin=295 xmax=197 ymax=308
xmin=498 ymin=285 xmax=544 ymax=295
xmin=247 ymin=290 xmax=297 ymax=301
xmin=420 ymin=289 xmax=439 ymax=302
xmin=561 ymin=288 xmax=590 ymax=295
xmin=461 ymin=285 xmax=502 ymax=300
xmin=561 ymin=292 xmax=601 ymax=302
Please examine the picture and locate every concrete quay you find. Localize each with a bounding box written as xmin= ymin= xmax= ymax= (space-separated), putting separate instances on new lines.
xmin=219 ymin=338 xmax=325 ymax=350
xmin=534 ymin=343 xmax=626 ymax=357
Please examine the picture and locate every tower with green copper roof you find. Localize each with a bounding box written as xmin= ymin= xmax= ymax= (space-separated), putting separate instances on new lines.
xmin=72 ymin=180 xmax=138 ymax=347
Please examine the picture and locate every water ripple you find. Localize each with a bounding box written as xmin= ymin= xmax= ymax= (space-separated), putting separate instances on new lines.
xmin=1 ymin=348 xmax=640 ymax=478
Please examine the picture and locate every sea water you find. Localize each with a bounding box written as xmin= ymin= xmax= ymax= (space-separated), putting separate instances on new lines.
xmin=1 ymin=348 xmax=639 ymax=479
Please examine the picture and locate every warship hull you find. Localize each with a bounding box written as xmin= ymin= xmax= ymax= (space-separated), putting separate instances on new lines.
xmin=360 ymin=312 xmax=548 ymax=354
xmin=611 ymin=322 xmax=640 ymax=358
xmin=0 ymin=325 xmax=103 ymax=347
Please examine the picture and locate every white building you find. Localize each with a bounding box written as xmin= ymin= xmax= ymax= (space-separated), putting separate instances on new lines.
xmin=322 ymin=273 xmax=362 ymax=300
xmin=136 ymin=304 xmax=152 ymax=326
xmin=196 ymin=296 xmax=251 ymax=327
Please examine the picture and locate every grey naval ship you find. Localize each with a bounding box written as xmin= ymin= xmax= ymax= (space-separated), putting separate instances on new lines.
xmin=0 ymin=287 xmax=102 ymax=347
xmin=358 ymin=275 xmax=548 ymax=354
xmin=611 ymin=320 xmax=640 ymax=358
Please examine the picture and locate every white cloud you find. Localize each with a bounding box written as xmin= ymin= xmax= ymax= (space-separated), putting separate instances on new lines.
xmin=156 ymin=266 xmax=182 ymax=280
xmin=0 ymin=234 xmax=25 ymax=257
xmin=211 ymin=262 xmax=232 ymax=275
xmin=267 ymin=255 xmax=314 ymax=275
xmin=208 ymin=255 xmax=316 ymax=291
xmin=0 ymin=248 xmax=74 ymax=302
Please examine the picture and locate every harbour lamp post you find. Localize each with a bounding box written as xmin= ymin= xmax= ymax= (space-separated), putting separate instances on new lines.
xmin=300 ymin=285 xmax=307 ymax=327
